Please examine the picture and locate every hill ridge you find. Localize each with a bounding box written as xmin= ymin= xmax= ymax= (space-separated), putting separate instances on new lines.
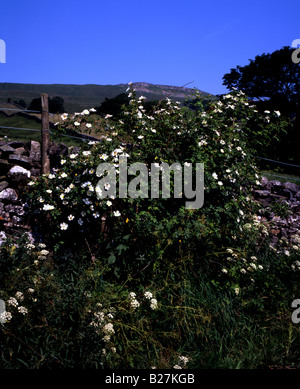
xmin=0 ymin=81 xmax=212 ymax=112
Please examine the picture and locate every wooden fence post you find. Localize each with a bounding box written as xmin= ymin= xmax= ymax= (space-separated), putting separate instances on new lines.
xmin=41 ymin=93 xmax=50 ymax=174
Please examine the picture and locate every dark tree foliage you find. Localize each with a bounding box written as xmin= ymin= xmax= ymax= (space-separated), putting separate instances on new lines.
xmin=223 ymin=46 xmax=300 ymax=108
xmin=50 ymin=96 xmax=65 ymax=114
xmin=28 ymin=96 xmax=65 ymax=113
xmin=28 ymin=97 xmax=42 ymax=112
xmin=223 ymin=46 xmax=300 ymax=164
xmin=96 ymin=93 xmax=130 ymax=117
xmin=96 ymin=93 xmax=160 ymax=118
xmin=13 ymin=99 xmax=27 ymax=108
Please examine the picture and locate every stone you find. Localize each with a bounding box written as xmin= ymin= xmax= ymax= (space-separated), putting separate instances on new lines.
xmin=270 ymin=180 xmax=282 ymax=187
xmin=8 ymin=154 xmax=31 ymax=168
xmin=271 ymin=229 xmax=280 ymax=235
xmin=30 ymin=167 xmax=41 ymax=177
xmin=0 ymin=144 xmax=15 ymax=154
xmin=253 ymin=190 xmax=271 ymax=197
xmin=0 ymin=181 xmax=9 ymax=191
xmin=283 ymin=181 xmax=300 ymax=193
xmin=8 ymin=165 xmax=31 ymax=179
xmin=0 ymin=231 xmax=7 ymax=246
xmin=282 ymin=189 xmax=293 ymax=200
xmin=14 ymin=147 xmax=27 ymax=155
xmin=0 ymin=188 xmax=18 ymax=201
xmin=4 ymin=204 xmax=25 ymax=215
xmin=260 ymin=177 xmax=272 ymax=190
xmin=0 ymin=210 xmax=9 ymax=219
xmin=29 ymin=141 xmax=41 ymax=162
xmin=11 ymin=215 xmax=22 ymax=224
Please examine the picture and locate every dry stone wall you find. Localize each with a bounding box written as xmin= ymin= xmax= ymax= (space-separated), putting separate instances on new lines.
xmin=0 ymin=140 xmax=68 ymax=244
xmin=251 ymin=177 xmax=300 ymax=252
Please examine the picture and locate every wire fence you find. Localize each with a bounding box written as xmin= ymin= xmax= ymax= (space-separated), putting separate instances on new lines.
xmin=0 ymin=105 xmax=92 ymax=142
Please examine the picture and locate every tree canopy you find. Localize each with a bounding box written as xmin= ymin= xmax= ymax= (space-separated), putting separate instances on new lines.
xmin=222 ymin=46 xmax=300 ymax=115
xmin=222 ymin=46 xmax=300 ymax=163
xmin=28 ymin=96 xmax=65 ymax=113
xmin=96 ymin=93 xmax=159 ymax=118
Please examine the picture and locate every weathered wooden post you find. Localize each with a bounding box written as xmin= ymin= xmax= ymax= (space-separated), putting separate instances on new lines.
xmin=41 ymin=93 xmax=50 ymax=174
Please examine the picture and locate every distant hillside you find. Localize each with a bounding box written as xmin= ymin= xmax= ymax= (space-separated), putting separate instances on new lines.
xmin=0 ymin=82 xmax=213 ymax=113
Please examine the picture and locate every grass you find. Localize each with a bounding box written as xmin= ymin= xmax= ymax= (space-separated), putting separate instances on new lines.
xmin=0 ymin=114 xmax=91 ymax=147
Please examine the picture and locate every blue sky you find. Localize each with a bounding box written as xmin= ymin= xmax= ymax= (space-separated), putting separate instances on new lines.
xmin=0 ymin=0 xmax=299 ymax=95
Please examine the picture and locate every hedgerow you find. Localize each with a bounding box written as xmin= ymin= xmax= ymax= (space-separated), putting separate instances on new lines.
xmin=1 ymin=84 xmax=299 ymax=369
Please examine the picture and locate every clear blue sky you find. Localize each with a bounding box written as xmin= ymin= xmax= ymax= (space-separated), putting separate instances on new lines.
xmin=0 ymin=0 xmax=299 ymax=95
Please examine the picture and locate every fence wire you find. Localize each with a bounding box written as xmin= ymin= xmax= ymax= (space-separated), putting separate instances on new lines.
xmin=0 ymin=107 xmax=91 ymax=142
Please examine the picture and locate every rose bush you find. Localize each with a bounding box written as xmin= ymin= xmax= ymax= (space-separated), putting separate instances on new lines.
xmin=26 ymin=84 xmax=287 ymax=282
xmin=1 ymin=84 xmax=299 ymax=369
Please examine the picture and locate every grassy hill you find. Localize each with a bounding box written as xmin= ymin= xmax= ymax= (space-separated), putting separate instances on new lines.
xmin=0 ymin=82 xmax=213 ymax=113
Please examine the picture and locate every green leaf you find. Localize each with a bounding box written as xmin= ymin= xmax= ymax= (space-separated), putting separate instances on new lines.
xmin=108 ymin=254 xmax=116 ymax=265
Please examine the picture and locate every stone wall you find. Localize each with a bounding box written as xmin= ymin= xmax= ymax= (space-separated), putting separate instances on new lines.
xmin=0 ymin=140 xmax=68 ymax=244
xmin=252 ymin=177 xmax=300 ymax=250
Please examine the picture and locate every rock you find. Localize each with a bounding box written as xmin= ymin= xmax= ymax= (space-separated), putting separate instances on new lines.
xmin=29 ymin=141 xmax=41 ymax=162
xmin=4 ymin=204 xmax=25 ymax=215
xmin=11 ymin=215 xmax=22 ymax=224
xmin=30 ymin=167 xmax=41 ymax=177
xmin=0 ymin=144 xmax=16 ymax=154
xmin=252 ymin=176 xmax=300 ymax=250
xmin=8 ymin=154 xmax=31 ymax=168
xmin=260 ymin=176 xmax=272 ymax=190
xmin=0 ymin=231 xmax=7 ymax=246
xmin=14 ymin=147 xmax=27 ymax=155
xmin=282 ymin=189 xmax=293 ymax=200
xmin=0 ymin=188 xmax=18 ymax=201
xmin=253 ymin=190 xmax=271 ymax=197
xmin=0 ymin=181 xmax=9 ymax=191
xmin=270 ymin=180 xmax=282 ymax=187
xmin=271 ymin=229 xmax=280 ymax=235
xmin=268 ymin=193 xmax=287 ymax=200
xmin=283 ymin=181 xmax=300 ymax=193
xmin=8 ymin=165 xmax=31 ymax=180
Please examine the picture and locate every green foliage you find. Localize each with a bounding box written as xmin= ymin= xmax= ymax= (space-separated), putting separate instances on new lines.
xmin=222 ymin=46 xmax=299 ymax=162
xmin=96 ymin=93 xmax=130 ymax=118
xmin=1 ymin=84 xmax=299 ymax=369
xmin=28 ymin=96 xmax=65 ymax=113
xmin=29 ymin=86 xmax=286 ymax=277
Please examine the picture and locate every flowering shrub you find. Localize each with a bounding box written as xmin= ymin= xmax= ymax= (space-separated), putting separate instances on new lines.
xmin=26 ymin=84 xmax=287 ymax=282
xmin=2 ymin=84 xmax=299 ymax=369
